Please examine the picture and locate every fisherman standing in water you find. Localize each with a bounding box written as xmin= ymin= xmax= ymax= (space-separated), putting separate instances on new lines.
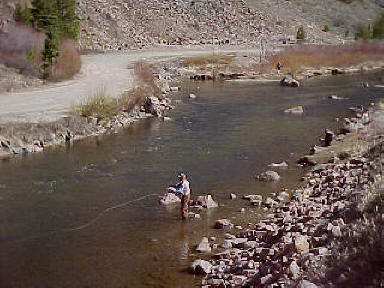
xmin=168 ymin=173 xmax=191 ymax=220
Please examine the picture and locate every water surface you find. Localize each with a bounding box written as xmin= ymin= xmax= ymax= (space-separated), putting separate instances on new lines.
xmin=0 ymin=72 xmax=383 ymax=287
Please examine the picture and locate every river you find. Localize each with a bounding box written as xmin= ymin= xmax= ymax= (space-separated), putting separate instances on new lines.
xmin=0 ymin=72 xmax=383 ymax=287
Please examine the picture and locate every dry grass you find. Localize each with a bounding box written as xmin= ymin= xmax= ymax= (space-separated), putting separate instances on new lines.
xmin=77 ymin=87 xmax=119 ymax=120
xmin=261 ymin=42 xmax=384 ymax=75
xmin=183 ymin=54 xmax=236 ymax=67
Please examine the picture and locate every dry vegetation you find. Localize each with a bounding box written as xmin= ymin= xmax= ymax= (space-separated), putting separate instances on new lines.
xmin=49 ymin=39 xmax=82 ymax=81
xmin=183 ymin=54 xmax=236 ymax=67
xmin=263 ymin=43 xmax=384 ymax=75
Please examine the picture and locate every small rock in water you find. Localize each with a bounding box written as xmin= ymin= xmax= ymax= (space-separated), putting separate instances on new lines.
xmin=284 ymin=105 xmax=304 ymax=115
xmin=196 ymin=195 xmax=218 ymax=208
xmin=269 ymin=161 xmax=288 ymax=167
xmin=280 ymin=76 xmax=300 ymax=87
xmin=257 ymin=171 xmax=281 ymax=182
xmin=196 ymin=237 xmax=212 ymax=253
xmin=189 ymin=93 xmax=197 ymax=99
xmin=189 ymin=259 xmax=212 ymax=275
xmin=215 ymin=219 xmax=234 ymax=230
xmin=159 ymin=193 xmax=181 ymax=205
xmin=230 ymin=193 xmax=237 ymax=200
xmin=239 ymin=208 xmax=245 ymax=213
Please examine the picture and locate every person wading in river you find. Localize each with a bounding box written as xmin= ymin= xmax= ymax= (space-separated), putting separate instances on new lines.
xmin=168 ymin=173 xmax=191 ymax=220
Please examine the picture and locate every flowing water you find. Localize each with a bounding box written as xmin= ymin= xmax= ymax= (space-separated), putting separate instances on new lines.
xmin=0 ymin=72 xmax=383 ymax=288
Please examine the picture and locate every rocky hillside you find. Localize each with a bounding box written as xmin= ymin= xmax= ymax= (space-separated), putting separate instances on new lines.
xmin=1 ymin=0 xmax=384 ymax=51
xmin=76 ymin=0 xmax=284 ymax=51
xmin=246 ymin=0 xmax=384 ymax=42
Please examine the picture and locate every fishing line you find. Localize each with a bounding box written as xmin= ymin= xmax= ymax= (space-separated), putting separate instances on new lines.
xmin=5 ymin=193 xmax=159 ymax=244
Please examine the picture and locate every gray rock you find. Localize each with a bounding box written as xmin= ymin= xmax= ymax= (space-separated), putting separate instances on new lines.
xmin=221 ymin=239 xmax=232 ymax=249
xmin=189 ymin=259 xmax=212 ymax=275
xmin=297 ymin=280 xmax=319 ymax=288
xmin=281 ymin=76 xmax=300 ymax=87
xmin=158 ymin=193 xmax=181 ymax=205
xmin=257 ymin=170 xmax=281 ymax=182
xmin=196 ymin=237 xmax=212 ymax=253
xmin=285 ymin=105 xmax=304 ymax=114
xmin=289 ymin=260 xmax=300 ymax=280
xmin=295 ymin=235 xmax=310 ymax=253
xmin=215 ymin=219 xmax=234 ymax=230
xmin=196 ymin=195 xmax=218 ymax=208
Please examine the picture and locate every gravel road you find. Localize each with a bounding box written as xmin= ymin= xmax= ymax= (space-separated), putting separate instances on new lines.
xmin=0 ymin=47 xmax=258 ymax=124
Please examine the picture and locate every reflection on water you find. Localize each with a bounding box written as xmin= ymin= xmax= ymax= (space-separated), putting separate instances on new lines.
xmin=0 ymin=72 xmax=383 ymax=287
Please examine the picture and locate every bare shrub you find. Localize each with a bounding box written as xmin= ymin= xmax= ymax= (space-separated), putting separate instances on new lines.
xmin=118 ymin=87 xmax=147 ymax=112
xmin=266 ymin=43 xmax=384 ymax=75
xmin=0 ymin=23 xmax=45 ymax=75
xmin=49 ymin=39 xmax=81 ymax=81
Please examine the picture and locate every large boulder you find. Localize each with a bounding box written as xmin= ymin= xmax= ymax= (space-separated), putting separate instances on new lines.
xmin=196 ymin=194 xmax=218 ymax=208
xmin=189 ymin=259 xmax=212 ymax=275
xmin=257 ymin=171 xmax=280 ymax=182
xmin=159 ymin=193 xmax=181 ymax=205
xmin=280 ymin=76 xmax=300 ymax=87
xmin=284 ymin=105 xmax=304 ymax=115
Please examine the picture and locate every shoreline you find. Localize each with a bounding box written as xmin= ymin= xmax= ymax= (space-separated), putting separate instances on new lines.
xmin=190 ymin=104 xmax=384 ymax=287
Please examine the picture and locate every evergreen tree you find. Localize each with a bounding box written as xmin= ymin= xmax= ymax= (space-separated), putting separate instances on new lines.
xmin=296 ymin=26 xmax=306 ymax=41
xmin=373 ymin=13 xmax=384 ymax=39
xmin=355 ymin=24 xmax=372 ymax=40
xmin=15 ymin=3 xmax=32 ymax=24
xmin=56 ymin=0 xmax=79 ymax=40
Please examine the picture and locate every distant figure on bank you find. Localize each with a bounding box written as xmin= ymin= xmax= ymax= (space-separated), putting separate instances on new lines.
xmin=168 ymin=173 xmax=191 ymax=220
xmin=276 ymin=62 xmax=282 ymax=74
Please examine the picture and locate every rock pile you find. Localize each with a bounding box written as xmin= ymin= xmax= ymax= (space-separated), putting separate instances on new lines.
xmin=77 ymin=0 xmax=282 ymax=51
xmin=190 ymin=108 xmax=383 ymax=287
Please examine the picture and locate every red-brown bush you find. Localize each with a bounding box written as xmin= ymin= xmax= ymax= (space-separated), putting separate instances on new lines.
xmin=49 ymin=38 xmax=81 ymax=81
xmin=0 ymin=23 xmax=45 ymax=75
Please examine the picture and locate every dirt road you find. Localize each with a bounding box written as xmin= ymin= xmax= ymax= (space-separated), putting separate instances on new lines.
xmin=0 ymin=47 xmax=258 ymax=124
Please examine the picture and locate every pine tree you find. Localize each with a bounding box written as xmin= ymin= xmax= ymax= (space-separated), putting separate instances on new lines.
xmin=15 ymin=3 xmax=32 ymax=24
xmin=56 ymin=0 xmax=79 ymax=40
xmin=373 ymin=13 xmax=384 ymax=39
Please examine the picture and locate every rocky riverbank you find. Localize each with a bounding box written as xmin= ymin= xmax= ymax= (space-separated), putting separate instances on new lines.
xmin=189 ymin=106 xmax=384 ymax=287
xmin=0 ymin=69 xmax=178 ymax=159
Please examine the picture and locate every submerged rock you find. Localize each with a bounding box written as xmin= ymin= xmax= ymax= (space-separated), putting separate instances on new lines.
xmin=215 ymin=219 xmax=234 ymax=230
xmin=257 ymin=171 xmax=281 ymax=182
xmin=284 ymin=105 xmax=304 ymax=115
xmin=269 ymin=161 xmax=288 ymax=167
xmin=159 ymin=193 xmax=181 ymax=205
xmin=196 ymin=237 xmax=211 ymax=253
xmin=196 ymin=194 xmax=218 ymax=208
xmin=281 ymin=76 xmax=300 ymax=87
